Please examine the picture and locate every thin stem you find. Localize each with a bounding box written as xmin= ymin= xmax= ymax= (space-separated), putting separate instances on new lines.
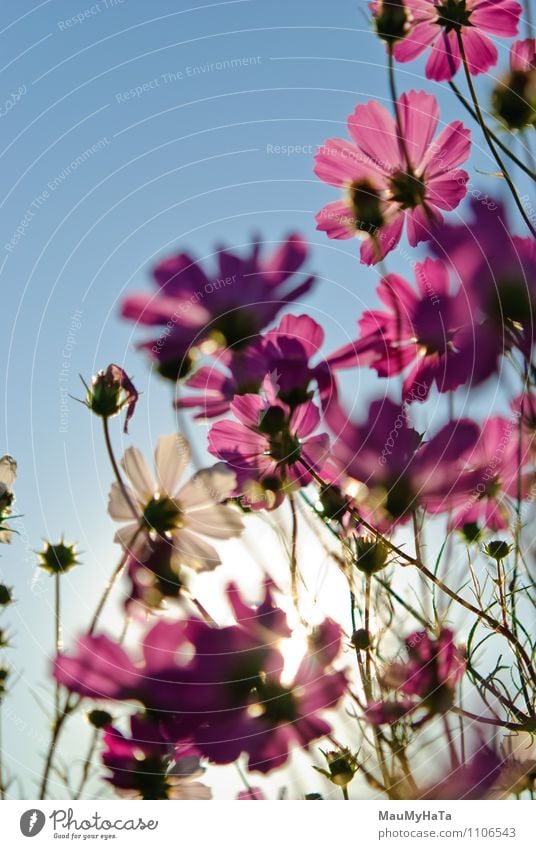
xmin=289 ymin=495 xmax=299 ymax=609
xmin=39 ymin=696 xmax=79 ymax=800
xmin=87 ymin=528 xmax=142 ymax=636
xmin=74 ymin=728 xmax=99 ymax=800
xmin=342 ymin=785 xmax=349 ymax=800
xmin=442 ymin=714 xmax=459 ymax=771
xmin=54 ymin=573 xmax=61 ymax=724
xmin=102 ymin=417 xmax=139 ymax=518
xmin=0 ymin=703 xmax=4 ymax=800
xmin=364 ymin=574 xmax=372 ymax=690
xmin=457 ymin=31 xmax=536 ymax=237
xmin=387 ymin=46 xmax=411 ymax=167
xmin=447 ymin=80 xmax=536 ymax=181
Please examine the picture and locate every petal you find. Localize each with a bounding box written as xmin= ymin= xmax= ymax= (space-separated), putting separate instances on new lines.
xmin=120 ymin=446 xmax=155 ymax=501
xmin=360 ymin=215 xmax=404 ymax=264
xmin=186 ymin=504 xmax=244 ymax=539
xmin=426 ymin=170 xmax=467 ymax=211
xmin=107 ymin=481 xmax=139 ymax=521
xmin=425 ymin=30 xmax=461 ymax=81
xmin=472 ymin=1 xmax=522 ymax=37
xmin=461 ymin=28 xmax=498 ymax=77
xmin=172 ymin=528 xmax=222 ymax=571
xmin=178 ymin=465 xmax=238 ymax=510
xmin=313 ymin=138 xmax=376 ymax=187
xmin=398 ymin=90 xmax=440 ymax=168
xmin=422 ymin=121 xmax=471 ymax=175
xmin=315 ymin=201 xmax=356 ymax=239
xmin=348 ymin=100 xmax=401 ymax=172
xmin=155 ymin=433 xmax=190 ymax=496
xmin=394 ymin=20 xmax=438 ymax=62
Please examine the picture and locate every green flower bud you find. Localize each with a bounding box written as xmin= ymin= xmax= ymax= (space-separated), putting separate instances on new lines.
xmin=354 ymin=535 xmax=389 ymax=575
xmin=37 ymin=540 xmax=80 ymax=575
xmin=81 ymin=364 xmax=138 ymax=433
xmin=373 ymin=0 xmax=409 ymax=45
xmin=352 ymin=628 xmax=372 ymax=650
xmin=314 ymin=747 xmax=359 ymax=788
xmin=484 ymin=540 xmax=513 ymax=562
xmin=0 ymin=584 xmax=13 ymax=607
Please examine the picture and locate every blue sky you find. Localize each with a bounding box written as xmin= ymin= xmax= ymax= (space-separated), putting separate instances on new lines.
xmin=0 ymin=0 xmax=531 ymax=798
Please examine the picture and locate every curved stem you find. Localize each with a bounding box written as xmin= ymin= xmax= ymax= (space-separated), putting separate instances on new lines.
xmin=289 ymin=494 xmax=299 ymax=609
xmin=74 ymin=728 xmax=99 ymax=800
xmin=387 ymin=46 xmax=411 ymax=168
xmin=102 ymin=418 xmax=139 ymax=519
xmin=54 ymin=574 xmax=61 ymax=724
xmin=448 ymin=81 xmax=536 ymax=181
xmin=456 ymin=31 xmax=536 ymax=237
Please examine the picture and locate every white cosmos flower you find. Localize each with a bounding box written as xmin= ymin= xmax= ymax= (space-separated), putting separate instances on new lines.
xmin=108 ymin=433 xmax=243 ymax=572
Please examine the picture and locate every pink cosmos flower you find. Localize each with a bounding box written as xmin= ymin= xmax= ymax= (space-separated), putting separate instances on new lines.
xmin=208 ymin=385 xmax=331 ymax=510
xmin=510 ymin=38 xmax=536 ymax=71
xmin=314 ymin=90 xmax=470 ymax=264
xmin=394 ymin=1 xmax=522 ymax=82
xmin=366 ymin=628 xmax=465 ymax=725
xmin=326 ymin=258 xmax=500 ymax=399
xmin=178 ymin=314 xmax=332 ymax=420
xmin=120 ymin=236 xmax=315 ymax=380
xmin=102 ymin=716 xmax=211 ymax=800
xmin=432 ymin=199 xmax=536 ymax=361
xmin=453 ymin=416 xmax=534 ymax=531
xmin=326 ymin=397 xmax=479 ymax=528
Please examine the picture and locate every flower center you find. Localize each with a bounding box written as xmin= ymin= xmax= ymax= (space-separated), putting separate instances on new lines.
xmin=436 ymin=0 xmax=473 ymax=32
xmin=258 ymin=405 xmax=302 ymax=466
xmin=348 ymin=180 xmax=385 ymax=232
xmin=143 ymin=496 xmax=184 ymax=535
xmin=253 ymin=678 xmax=297 ymax=724
xmin=389 ymin=170 xmax=426 ymax=210
xmin=210 ymin=310 xmax=257 ymax=351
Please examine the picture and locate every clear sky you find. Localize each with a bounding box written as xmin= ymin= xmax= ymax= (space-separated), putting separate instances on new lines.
xmin=0 ymin=0 xmax=531 ymax=799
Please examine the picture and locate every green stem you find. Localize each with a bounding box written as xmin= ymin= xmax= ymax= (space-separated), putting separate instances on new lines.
xmin=451 ymin=706 xmax=532 ymax=732
xmin=74 ymin=728 xmax=99 ymax=800
xmin=457 ymin=30 xmax=536 ymax=237
xmin=448 ymin=80 xmax=536 ymax=181
xmin=387 ymin=46 xmax=411 ymax=168
xmin=54 ymin=573 xmax=61 ymax=724
xmin=289 ymin=495 xmax=299 ymax=609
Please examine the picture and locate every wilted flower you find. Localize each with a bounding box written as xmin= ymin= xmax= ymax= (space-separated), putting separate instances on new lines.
xmin=108 ymin=433 xmax=244 ymax=571
xmin=82 ymin=364 xmax=139 ymax=433
xmin=393 ymin=0 xmax=522 ymax=82
xmin=37 ymin=540 xmax=80 ymax=575
xmin=314 ymin=90 xmax=470 ymax=264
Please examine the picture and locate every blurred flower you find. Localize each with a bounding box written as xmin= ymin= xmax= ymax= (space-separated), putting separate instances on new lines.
xmin=326 ymin=397 xmax=479 ymax=528
xmin=108 ymin=433 xmax=243 ymax=571
xmin=432 ymin=199 xmax=536 ymax=362
xmin=0 ymin=455 xmax=17 ymax=544
xmin=237 ymin=787 xmax=266 ymax=799
xmin=493 ymin=732 xmax=536 ymax=798
xmin=121 ymin=236 xmax=315 ymax=381
xmin=178 ymin=314 xmax=333 ymax=420
xmin=82 ymin=364 xmax=138 ymax=433
xmin=208 ymin=383 xmax=331 ymax=510
xmin=55 ymin=590 xmax=347 ymax=775
xmin=314 ymin=90 xmax=470 ymax=263
xmin=393 ymin=0 xmax=521 ymax=82
xmin=37 ymin=539 xmax=80 ymax=575
xmin=102 ymin=715 xmax=211 ymax=800
xmin=493 ymin=38 xmax=536 ymax=129
xmin=367 ymin=629 xmax=465 ymax=724
xmin=453 ymin=416 xmax=533 ymax=531
xmin=327 ymin=258 xmax=501 ymax=398
xmin=422 ymin=744 xmax=503 ymax=799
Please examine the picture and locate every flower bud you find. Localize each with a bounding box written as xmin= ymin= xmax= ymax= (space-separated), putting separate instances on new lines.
xmin=82 ymin=364 xmax=138 ymax=433
xmin=354 ymin=535 xmax=389 ymax=574
xmin=484 ymin=540 xmax=513 ymax=562
xmin=37 ymin=540 xmax=80 ymax=575
xmin=314 ymin=747 xmax=359 ymax=788
xmin=0 ymin=584 xmax=13 ymax=607
xmin=371 ymin=0 xmax=409 ymax=45
xmin=87 ymin=709 xmax=113 ymax=729
xmin=352 ymin=628 xmax=372 ymax=650
xmin=492 ymin=69 xmax=536 ymax=131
